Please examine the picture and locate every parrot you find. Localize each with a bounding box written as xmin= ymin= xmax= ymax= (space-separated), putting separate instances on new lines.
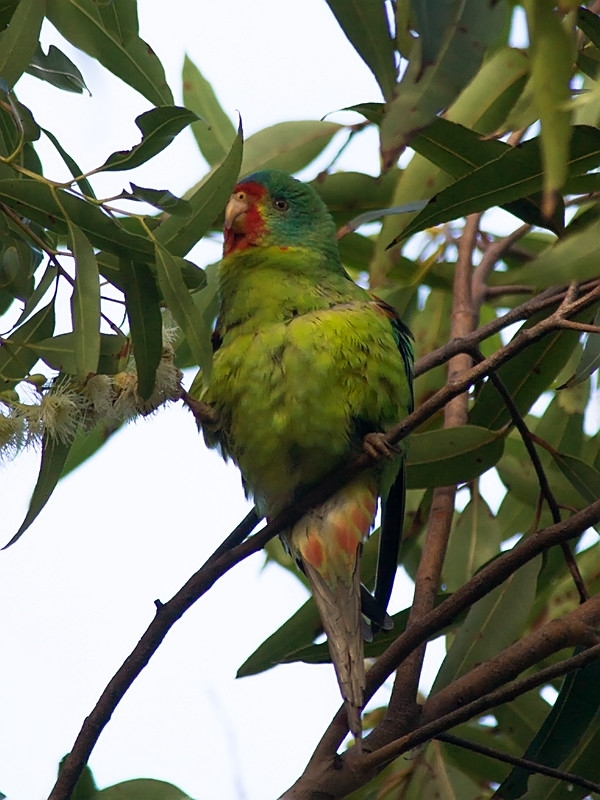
xmin=200 ymin=169 xmax=414 ymax=745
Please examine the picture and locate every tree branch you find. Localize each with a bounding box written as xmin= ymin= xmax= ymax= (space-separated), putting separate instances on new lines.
xmin=436 ymin=732 xmax=600 ymax=795
xmin=285 ymin=502 xmax=600 ymax=799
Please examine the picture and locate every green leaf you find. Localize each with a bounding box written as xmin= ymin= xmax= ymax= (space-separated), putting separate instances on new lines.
xmin=410 ymin=118 xmax=564 ymax=234
xmin=498 ymin=654 xmax=600 ymax=800
xmin=238 ymin=593 xmax=453 ymax=675
xmin=431 ymin=556 xmax=542 ymax=695
xmin=126 ymin=184 xmax=189 ymax=215
xmin=550 ymin=451 xmax=600 ymax=506
xmin=470 ymin=316 xmax=582 ymax=430
xmin=0 ymin=303 xmax=55 ymax=392
xmin=237 ymin=595 xmax=320 ymax=678
xmin=13 ymin=264 xmax=58 ymax=327
xmin=4 ymin=433 xmax=72 ymax=547
xmin=323 ymin=0 xmax=396 ymax=101
xmin=33 ymin=333 xmax=129 ymax=375
xmin=46 ymin=0 xmax=173 ymax=106
xmin=406 ymin=426 xmax=505 ymax=489
xmin=370 ymin=45 xmax=531 ymax=285
xmin=444 ymin=493 xmax=501 ymax=592
xmin=0 ymin=0 xmax=44 ymax=88
xmin=0 ymin=179 xmax=154 ymax=260
xmin=380 ymin=0 xmax=509 ymax=168
xmin=524 ymin=0 xmax=573 ymax=210
xmin=493 ymin=217 xmax=600 ymax=289
xmin=153 ymin=241 xmax=212 ymax=377
xmin=26 ymin=43 xmax=88 ymax=93
xmin=182 ymin=55 xmax=236 ymax=167
xmin=69 ymin=224 xmax=100 ymax=378
xmin=98 ymin=106 xmax=199 ymax=172
xmin=496 ymin=435 xmax=586 ymax=513
xmin=394 ymin=126 xmax=600 ymax=245
xmin=155 ymin=124 xmax=243 ymax=257
xmin=41 ymin=127 xmax=96 ymax=198
xmin=119 ymin=259 xmax=162 ymax=400
xmin=97 ymin=778 xmax=192 ymax=800
xmin=241 ymin=120 xmax=342 ymax=176
xmin=61 ymin=418 xmax=122 ymax=479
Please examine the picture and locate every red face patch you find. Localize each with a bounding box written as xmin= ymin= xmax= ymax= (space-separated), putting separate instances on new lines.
xmin=223 ymin=181 xmax=268 ymax=256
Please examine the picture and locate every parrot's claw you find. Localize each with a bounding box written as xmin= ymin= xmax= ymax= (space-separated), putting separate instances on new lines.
xmin=181 ymin=390 xmax=220 ymax=428
xmin=362 ymin=432 xmax=398 ymax=461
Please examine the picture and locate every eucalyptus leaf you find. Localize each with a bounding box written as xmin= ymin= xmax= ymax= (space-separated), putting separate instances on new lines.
xmin=99 ymin=107 xmax=199 ymax=172
xmin=46 ymin=0 xmax=173 ymax=106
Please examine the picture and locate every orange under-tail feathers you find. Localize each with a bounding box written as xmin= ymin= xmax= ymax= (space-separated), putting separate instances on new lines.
xmin=286 ymin=476 xmax=378 ymax=747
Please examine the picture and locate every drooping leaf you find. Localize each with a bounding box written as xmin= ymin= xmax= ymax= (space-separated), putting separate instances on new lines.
xmin=550 ymin=451 xmax=600 ymax=506
xmin=431 ymin=556 xmax=542 ymax=695
xmin=98 ymin=107 xmax=199 ymax=172
xmin=153 ymin=241 xmax=212 ymax=378
xmin=406 ymin=426 xmax=505 ymax=489
xmin=240 ymin=120 xmax=342 ymax=176
xmin=126 ymin=184 xmax=189 ymax=215
xmin=492 ymin=217 xmax=600 ymax=289
xmin=26 ymin=43 xmax=88 ymax=93
xmin=370 ymin=45 xmax=531 ymax=285
xmin=4 ymin=433 xmax=72 ymax=547
xmin=497 ymin=654 xmax=600 ymax=800
xmin=392 ymin=126 xmax=600 ymax=246
xmin=524 ymin=0 xmax=573 ymax=214
xmin=380 ymin=0 xmax=509 ymax=167
xmin=155 ymin=123 xmax=243 ymax=257
xmin=469 ymin=316 xmax=583 ymax=431
xmin=69 ymin=223 xmax=100 ymax=378
xmin=0 ymin=179 xmax=154 ymax=260
xmin=182 ymin=55 xmax=236 ymax=167
xmin=0 ymin=303 xmax=55 ymax=392
xmin=46 ymin=0 xmax=173 ymax=106
xmin=444 ymin=492 xmax=502 ymax=592
xmin=33 ymin=333 xmax=129 ymax=375
xmin=41 ymin=127 xmax=96 ymax=198
xmin=96 ymin=777 xmax=192 ymax=800
xmin=119 ymin=259 xmax=162 ymax=400
xmin=410 ymin=118 xmax=564 ymax=234
xmin=61 ymin=418 xmax=122 ymax=479
xmin=0 ymin=0 xmax=44 ymax=88
xmin=323 ymin=0 xmax=396 ymax=101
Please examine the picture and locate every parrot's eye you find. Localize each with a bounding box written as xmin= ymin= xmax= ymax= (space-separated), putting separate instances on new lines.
xmin=273 ymin=197 xmax=289 ymax=212
xmin=236 ymin=191 xmax=246 ymax=201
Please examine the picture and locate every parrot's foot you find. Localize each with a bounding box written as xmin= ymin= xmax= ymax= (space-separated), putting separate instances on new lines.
xmin=362 ymin=432 xmax=398 ymax=461
xmin=181 ymin=390 xmax=220 ymax=428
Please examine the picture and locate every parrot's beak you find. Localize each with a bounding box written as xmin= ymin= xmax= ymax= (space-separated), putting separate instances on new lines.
xmin=224 ymin=193 xmax=249 ymax=232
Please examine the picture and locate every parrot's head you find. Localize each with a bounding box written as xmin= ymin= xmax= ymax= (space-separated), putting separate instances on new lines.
xmin=223 ymin=169 xmax=338 ymax=259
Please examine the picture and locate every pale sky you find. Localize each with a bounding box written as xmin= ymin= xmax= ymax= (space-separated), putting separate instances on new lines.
xmin=0 ymin=3 xmax=431 ymax=799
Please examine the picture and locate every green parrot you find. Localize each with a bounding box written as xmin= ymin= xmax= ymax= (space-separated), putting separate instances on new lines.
xmin=201 ymin=170 xmax=413 ymax=745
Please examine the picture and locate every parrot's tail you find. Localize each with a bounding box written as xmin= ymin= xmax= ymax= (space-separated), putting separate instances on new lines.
xmin=304 ymin=557 xmax=365 ymax=747
xmin=287 ymin=476 xmax=378 ymax=748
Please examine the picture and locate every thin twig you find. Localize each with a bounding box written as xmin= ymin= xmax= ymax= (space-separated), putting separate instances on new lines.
xmin=466 ymin=346 xmax=588 ymax=603
xmin=436 ymin=732 xmax=600 ymax=795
